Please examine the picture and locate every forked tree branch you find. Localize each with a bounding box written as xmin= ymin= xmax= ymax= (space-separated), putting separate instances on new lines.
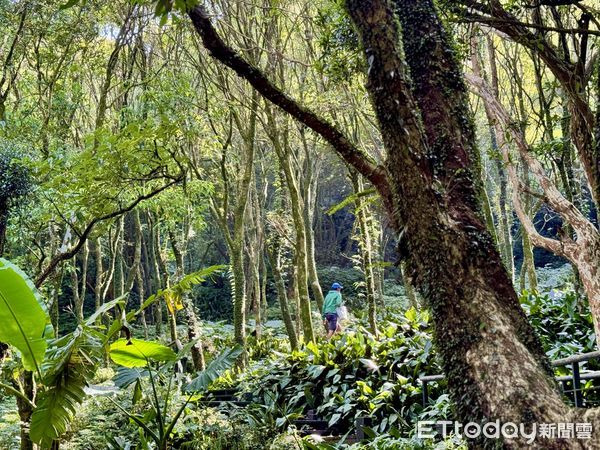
xmin=187 ymin=5 xmax=394 ymax=217
xmin=35 ymin=177 xmax=183 ymax=287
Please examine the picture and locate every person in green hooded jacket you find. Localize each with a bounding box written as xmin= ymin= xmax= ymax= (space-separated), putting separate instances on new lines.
xmin=322 ymin=282 xmax=343 ymax=339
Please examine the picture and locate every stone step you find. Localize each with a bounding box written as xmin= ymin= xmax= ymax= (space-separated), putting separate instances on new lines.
xmin=200 ymin=400 xmax=251 ymax=407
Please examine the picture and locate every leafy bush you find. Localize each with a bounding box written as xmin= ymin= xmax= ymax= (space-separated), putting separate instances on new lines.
xmin=235 ymin=307 xmax=441 ymax=438
xmin=520 ymin=289 xmax=596 ymax=360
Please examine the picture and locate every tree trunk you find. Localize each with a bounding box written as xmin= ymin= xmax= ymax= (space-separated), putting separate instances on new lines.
xmin=51 ymin=268 xmax=63 ymax=334
xmin=129 ymin=209 xmax=147 ymax=336
xmin=161 ymin=222 xmax=181 ymax=358
xmin=400 ymin=261 xmax=418 ymax=310
xmin=184 ymin=296 xmax=206 ymax=371
xmin=348 ymin=1 xmax=581 ymax=446
xmin=78 ymin=240 xmax=89 ymax=321
xmin=520 ymin=225 xmax=538 ymax=292
xmin=0 ymin=209 xmax=8 ymax=257
xmin=71 ymin=257 xmax=82 ymax=322
xmin=230 ymin=242 xmax=247 ymax=354
xmin=113 ymin=217 xmax=125 ymax=300
xmin=94 ymin=237 xmax=104 ymax=323
xmin=350 ymin=169 xmax=378 ymax=335
xmin=148 ymin=212 xmax=163 ymax=336
xmin=267 ymin=241 xmax=298 ymax=350
xmin=301 ymin=154 xmax=325 ymax=312
xmin=16 ymin=371 xmax=35 ymax=450
xmin=519 ymin=163 xmax=538 ymax=293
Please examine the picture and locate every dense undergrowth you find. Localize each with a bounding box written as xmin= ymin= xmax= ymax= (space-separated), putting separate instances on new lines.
xmin=0 ymin=266 xmax=594 ymax=449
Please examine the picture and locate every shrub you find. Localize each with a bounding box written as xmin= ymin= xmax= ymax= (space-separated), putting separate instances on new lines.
xmin=235 ymin=307 xmax=441 ymax=438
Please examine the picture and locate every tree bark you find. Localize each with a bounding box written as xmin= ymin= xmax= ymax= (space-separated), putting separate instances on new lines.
xmin=347 ymin=2 xmax=587 ymax=446
xmin=71 ymin=257 xmax=81 ymax=322
xmin=16 ymin=371 xmax=35 ymax=450
xmin=267 ymin=238 xmax=298 ymax=350
xmin=0 ymin=208 xmax=8 ymax=257
xmin=350 ymin=169 xmax=378 ymax=335
xmin=94 ymin=237 xmax=104 ymax=323
xmin=78 ymin=240 xmax=89 ymax=321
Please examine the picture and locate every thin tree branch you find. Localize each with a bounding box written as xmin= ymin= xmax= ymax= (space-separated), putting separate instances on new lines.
xmin=187 ymin=5 xmax=393 ymax=216
xmin=35 ymin=177 xmax=183 ymax=287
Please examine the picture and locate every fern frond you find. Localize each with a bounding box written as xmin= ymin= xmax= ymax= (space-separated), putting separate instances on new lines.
xmin=30 ymin=326 xmax=102 ymax=447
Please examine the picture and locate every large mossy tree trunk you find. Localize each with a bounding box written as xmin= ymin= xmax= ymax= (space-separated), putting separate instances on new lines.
xmin=348 ymin=1 xmax=593 ymax=447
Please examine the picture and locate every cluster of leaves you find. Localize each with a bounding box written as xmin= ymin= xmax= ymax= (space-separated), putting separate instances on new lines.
xmin=314 ymin=0 xmax=364 ymax=82
xmin=0 ymin=257 xmax=130 ymax=447
xmin=109 ymin=336 xmax=242 ymax=449
xmin=237 ymin=307 xmax=441 ymax=439
xmin=520 ymin=288 xmax=596 ymax=360
xmin=520 ymin=288 xmax=600 ymax=405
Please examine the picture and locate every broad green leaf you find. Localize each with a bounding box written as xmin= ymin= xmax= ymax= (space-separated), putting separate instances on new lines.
xmin=132 ymin=379 xmax=143 ymax=405
xmin=113 ymin=367 xmax=152 ymax=389
xmin=404 ymin=306 xmax=417 ymax=324
xmin=30 ymin=365 xmax=88 ymax=446
xmin=0 ymin=259 xmax=50 ymax=373
xmin=185 ymin=346 xmax=243 ymax=392
xmin=328 ymin=413 xmax=341 ymax=428
xmin=85 ymin=296 xmax=126 ymax=326
xmin=110 ymin=339 xmax=177 ymax=367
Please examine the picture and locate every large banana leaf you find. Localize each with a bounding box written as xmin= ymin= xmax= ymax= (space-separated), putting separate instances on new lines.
xmin=0 ymin=258 xmax=50 ymax=373
xmin=110 ymin=339 xmax=177 ymax=368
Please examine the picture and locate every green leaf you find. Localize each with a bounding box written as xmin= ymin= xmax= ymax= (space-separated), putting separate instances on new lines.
xmin=0 ymin=259 xmax=50 ymax=373
xmin=404 ymin=306 xmax=417 ymax=324
xmin=185 ymin=346 xmax=243 ymax=392
xmin=113 ymin=367 xmax=151 ymax=388
xmin=85 ymin=295 xmax=126 ymax=326
xmin=328 ymin=413 xmax=341 ymax=428
xmin=109 ymin=339 xmax=177 ymax=368
xmin=132 ymin=379 xmax=143 ymax=405
xmin=30 ymin=368 xmax=88 ymax=446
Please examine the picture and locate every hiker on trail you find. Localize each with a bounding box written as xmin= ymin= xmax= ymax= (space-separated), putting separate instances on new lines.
xmin=322 ymin=282 xmax=343 ymax=339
